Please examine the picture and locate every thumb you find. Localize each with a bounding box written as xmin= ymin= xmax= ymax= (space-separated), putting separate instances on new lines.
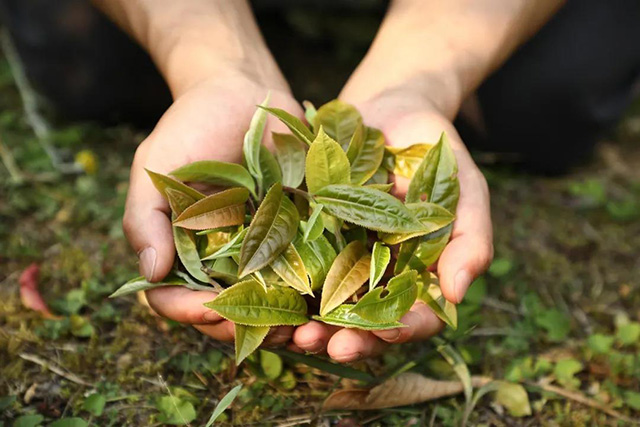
xmin=122 ymin=142 xmax=175 ymax=282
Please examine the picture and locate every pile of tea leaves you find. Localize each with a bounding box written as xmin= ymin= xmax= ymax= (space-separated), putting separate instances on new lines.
xmin=111 ymin=98 xmax=459 ymax=363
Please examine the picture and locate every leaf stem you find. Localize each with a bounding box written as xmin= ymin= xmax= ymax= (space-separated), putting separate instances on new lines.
xmin=282 ymin=185 xmax=312 ymax=201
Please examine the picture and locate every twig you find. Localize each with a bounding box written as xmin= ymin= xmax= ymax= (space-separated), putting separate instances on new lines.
xmin=19 ymin=352 xmax=90 ymax=386
xmin=0 ymin=133 xmax=24 ymax=183
xmin=526 ymin=380 xmax=638 ymax=425
xmin=158 ymin=374 xmax=191 ymax=427
xmin=283 ymin=185 xmax=312 ymax=201
xmin=482 ymin=297 xmax=520 ymax=315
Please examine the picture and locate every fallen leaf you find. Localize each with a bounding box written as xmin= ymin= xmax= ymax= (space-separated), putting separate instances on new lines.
xmin=19 ymin=263 xmax=57 ymax=318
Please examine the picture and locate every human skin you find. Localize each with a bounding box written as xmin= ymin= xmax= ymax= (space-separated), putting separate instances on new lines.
xmin=94 ymin=0 xmax=564 ymax=360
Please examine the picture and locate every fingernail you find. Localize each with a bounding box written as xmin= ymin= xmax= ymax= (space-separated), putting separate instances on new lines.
xmin=203 ymin=311 xmax=221 ymax=322
xmin=334 ymin=352 xmax=362 ymax=363
xmin=301 ymin=340 xmax=322 ymax=353
xmin=454 ymin=270 xmax=472 ymax=303
xmin=376 ymin=328 xmax=401 ymax=342
xmin=139 ymin=247 xmax=157 ymax=281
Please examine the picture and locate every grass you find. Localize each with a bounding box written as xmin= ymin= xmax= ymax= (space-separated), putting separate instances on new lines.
xmin=1 ymin=31 xmax=640 ymax=426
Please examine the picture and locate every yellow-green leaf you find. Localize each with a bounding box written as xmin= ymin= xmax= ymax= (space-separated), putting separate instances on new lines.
xmin=313 ymin=305 xmax=405 ymax=330
xmin=294 ymin=234 xmax=337 ymax=291
xmin=235 ymin=324 xmax=269 ymax=365
xmin=313 ymin=100 xmax=362 ymax=149
xmin=273 ymin=132 xmax=305 ymax=188
xmin=173 ymin=188 xmax=249 ymax=230
xmin=395 ymin=225 xmax=451 ymax=274
xmin=201 ymin=228 xmax=247 ymax=261
xmin=302 ymin=203 xmax=324 ymax=243
xmin=243 ymin=94 xmax=271 ymax=184
xmin=320 ymin=240 xmax=371 ymax=316
xmin=314 ymin=184 xmax=426 ymax=233
xmin=270 ymin=243 xmax=312 ymax=295
xmin=494 ymin=382 xmax=532 ymax=417
xmin=416 ymin=272 xmax=457 ymax=329
xmin=347 ymin=126 xmax=385 ymax=185
xmin=305 ymin=128 xmax=351 ymax=194
xmin=369 ymin=242 xmax=390 ymax=291
xmin=169 ymin=160 xmax=257 ymax=198
xmin=385 ymin=143 xmax=433 ymax=179
xmin=351 ymin=270 xmax=418 ymax=323
xmin=259 ymin=106 xmax=314 ymax=145
xmin=205 ymin=279 xmax=308 ymax=326
xmin=146 ymin=169 xmax=205 ymax=201
xmin=378 ymin=202 xmax=454 ymax=245
xmin=238 ymin=183 xmax=299 ymax=277
xmin=303 ymin=100 xmax=317 ymax=128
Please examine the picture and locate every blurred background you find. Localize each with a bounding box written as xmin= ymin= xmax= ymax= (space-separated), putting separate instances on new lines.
xmin=1 ymin=1 xmax=639 ymax=426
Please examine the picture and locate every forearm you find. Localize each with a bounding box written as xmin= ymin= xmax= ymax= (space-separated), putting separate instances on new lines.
xmin=343 ymin=0 xmax=565 ymax=119
xmin=92 ymin=0 xmax=287 ymax=97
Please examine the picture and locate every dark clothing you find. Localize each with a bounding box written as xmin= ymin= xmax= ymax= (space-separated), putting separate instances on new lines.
xmin=1 ymin=0 xmax=639 ymax=172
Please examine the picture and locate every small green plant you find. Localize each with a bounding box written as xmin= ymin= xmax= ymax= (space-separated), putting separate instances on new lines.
xmin=111 ymin=98 xmax=460 ymax=363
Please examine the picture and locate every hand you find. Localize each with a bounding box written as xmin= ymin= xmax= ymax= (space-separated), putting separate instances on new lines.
xmin=289 ymin=89 xmax=493 ymax=361
xmin=123 ymin=75 xmax=303 ymax=345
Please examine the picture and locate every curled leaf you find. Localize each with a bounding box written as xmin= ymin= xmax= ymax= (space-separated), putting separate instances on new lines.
xmin=201 ymin=228 xmax=247 ymax=261
xmin=259 ymin=106 xmax=314 ymax=145
xmin=169 ymin=160 xmax=257 ymax=198
xmin=173 ymin=188 xmax=249 ymax=230
xmin=146 ymin=169 xmax=205 ymax=201
xmin=320 ymin=240 xmax=371 ymax=316
xmin=385 ymin=143 xmax=433 ymax=179
xmin=369 ymin=242 xmax=390 ymax=291
xmin=270 ymin=244 xmax=313 ymax=295
xmin=19 ymin=263 xmax=55 ymax=318
xmin=243 ymin=93 xmax=270 ymax=185
xmin=416 ymin=272 xmax=457 ymax=329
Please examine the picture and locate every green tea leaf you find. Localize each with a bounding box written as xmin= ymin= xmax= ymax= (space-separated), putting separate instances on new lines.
xmin=259 ymin=106 xmax=314 ymax=145
xmin=109 ymin=275 xmax=186 ymax=298
xmin=365 ymin=183 xmax=394 ymax=192
xmin=378 ymin=202 xmax=454 ymax=245
xmin=260 ymin=350 xmax=283 ymax=380
xmin=202 ymin=228 xmax=247 ymax=261
xmin=347 ymin=126 xmax=385 ymax=185
xmin=294 ymin=234 xmax=337 ymax=291
xmin=205 ymin=279 xmax=308 ymax=326
xmin=166 ymin=189 xmax=211 ymax=283
xmin=416 ymin=272 xmax=457 ymax=329
xmin=351 ymin=270 xmax=418 ymax=323
xmin=173 ymin=188 xmax=248 ymax=230
xmin=313 ymin=305 xmax=405 ymax=330
xmin=365 ymin=167 xmax=389 ymax=185
xmin=146 ymin=169 xmax=205 ymax=201
xmin=243 ymin=93 xmax=270 ymax=185
xmin=205 ymin=257 xmax=239 ymax=284
xmin=238 ymin=183 xmax=299 ymax=277
xmin=313 ymin=100 xmax=362 ymax=149
xmin=258 ymin=145 xmax=282 ymax=193
xmin=270 ymin=243 xmax=312 ymax=295
xmin=406 ymin=133 xmax=459 ymax=212
xmin=169 ymin=160 xmax=257 ymax=198
xmin=303 ymin=100 xmax=317 ymax=127
xmin=273 ymin=132 xmax=305 ymax=188
xmin=385 ymin=143 xmax=433 ymax=179
xmin=314 ymin=184 xmax=426 ymax=233
xmin=395 ymin=225 xmax=451 ymax=274
xmin=302 ymin=203 xmax=324 ymax=243
xmin=235 ymin=324 xmax=269 ymax=365
xmin=320 ymin=240 xmax=371 ymax=316
xmin=369 ymin=242 xmax=390 ymax=291
xmin=205 ymin=385 xmax=243 ymax=427
xmin=305 ymin=128 xmax=351 ymax=194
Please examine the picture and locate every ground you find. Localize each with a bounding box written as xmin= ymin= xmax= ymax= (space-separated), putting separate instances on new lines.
xmin=1 ymin=10 xmax=640 ymax=426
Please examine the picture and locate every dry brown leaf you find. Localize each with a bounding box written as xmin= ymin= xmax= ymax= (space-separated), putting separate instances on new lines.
xmin=323 ymin=372 xmax=490 ymax=411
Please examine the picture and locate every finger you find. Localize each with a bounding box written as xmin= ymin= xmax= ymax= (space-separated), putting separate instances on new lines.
xmin=123 ymin=140 xmax=175 ymax=282
xmin=263 ymin=326 xmax=294 ymax=347
xmin=327 ymin=329 xmax=387 ymax=363
xmin=291 ymin=321 xmax=339 ymax=354
xmin=193 ymin=321 xmax=236 ymax=342
xmin=287 ymin=343 xmax=305 ymax=353
xmin=372 ymin=301 xmax=444 ymax=343
xmin=145 ymin=286 xmax=221 ymax=324
xmin=438 ymin=161 xmax=493 ymax=303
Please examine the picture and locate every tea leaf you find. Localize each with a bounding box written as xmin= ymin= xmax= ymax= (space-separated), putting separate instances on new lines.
xmin=303 ymin=100 xmax=317 ymax=127
xmin=273 ymin=132 xmax=305 ymax=188
xmin=173 ymin=188 xmax=249 ymax=230
xmin=305 ymin=128 xmax=351 ymax=194
xmin=303 ymin=203 xmax=324 ymax=243
xmin=416 ymin=272 xmax=457 ymax=329
xmin=270 ymin=244 xmax=313 ymax=295
xmin=258 ymin=145 xmax=282 ymax=194
xmin=378 ymin=202 xmax=454 ymax=245
xmin=294 ymin=234 xmax=337 ymax=291
xmin=365 ymin=183 xmax=394 ymax=192
xmin=351 ymin=270 xmax=418 ymax=323
xmin=314 ymin=184 xmax=426 ymax=233
xmin=146 ymin=169 xmax=205 ymax=201
xmin=243 ymin=93 xmax=270 ymax=185
xmin=312 ymin=305 xmax=405 ymax=330
xmin=347 ymin=126 xmax=385 ymax=185
xmin=369 ymin=242 xmax=390 ymax=291
xmin=365 ymin=167 xmax=389 ymax=185
xmin=385 ymin=143 xmax=433 ymax=179
xmin=201 ymin=228 xmax=247 ymax=261
xmin=238 ymin=183 xmax=299 ymax=277
xmin=395 ymin=226 xmax=451 ymax=274
xmin=406 ymin=133 xmax=459 ymax=212
xmin=109 ymin=275 xmax=187 ymax=298
xmin=320 ymin=240 xmax=371 ymax=316
xmin=313 ymin=100 xmax=362 ymax=149
xmin=259 ymin=106 xmax=314 ymax=145
xmin=169 ymin=160 xmax=257 ymax=198
xmin=166 ymin=189 xmax=211 ymax=283
xmin=205 ymin=279 xmax=308 ymax=326
xmin=205 ymin=257 xmax=239 ymax=284
xmin=235 ymin=324 xmax=269 ymax=365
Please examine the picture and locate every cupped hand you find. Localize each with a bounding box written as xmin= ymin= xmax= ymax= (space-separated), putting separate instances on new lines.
xmin=290 ymin=91 xmax=494 ymax=361
xmin=123 ymin=75 xmax=302 ymax=345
